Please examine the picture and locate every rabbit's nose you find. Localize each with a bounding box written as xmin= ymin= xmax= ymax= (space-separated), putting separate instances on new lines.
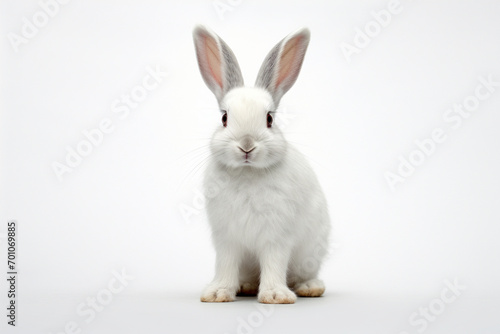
xmin=238 ymin=136 xmax=256 ymax=153
xmin=238 ymin=146 xmax=256 ymax=154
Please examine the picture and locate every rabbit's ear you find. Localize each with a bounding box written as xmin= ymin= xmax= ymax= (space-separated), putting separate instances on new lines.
xmin=193 ymin=26 xmax=244 ymax=103
xmin=255 ymin=28 xmax=310 ymax=106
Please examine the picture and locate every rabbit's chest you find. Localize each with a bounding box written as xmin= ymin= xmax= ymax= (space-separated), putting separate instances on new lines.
xmin=210 ymin=174 xmax=298 ymax=226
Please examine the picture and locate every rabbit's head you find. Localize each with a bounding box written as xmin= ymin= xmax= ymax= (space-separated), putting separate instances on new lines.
xmin=193 ymin=26 xmax=310 ymax=169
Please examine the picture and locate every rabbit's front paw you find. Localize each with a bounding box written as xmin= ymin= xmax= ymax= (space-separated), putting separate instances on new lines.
xmin=258 ymin=286 xmax=296 ymax=304
xmin=201 ymin=285 xmax=236 ymax=302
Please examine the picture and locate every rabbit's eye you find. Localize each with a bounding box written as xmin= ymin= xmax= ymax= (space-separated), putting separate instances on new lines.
xmin=222 ymin=112 xmax=228 ymax=127
xmin=267 ymin=113 xmax=273 ymax=128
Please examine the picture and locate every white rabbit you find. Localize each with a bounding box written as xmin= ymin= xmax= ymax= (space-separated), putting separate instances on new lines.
xmin=193 ymin=26 xmax=330 ymax=304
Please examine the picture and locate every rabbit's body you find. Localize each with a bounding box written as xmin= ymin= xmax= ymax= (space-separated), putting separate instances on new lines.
xmin=193 ymin=27 xmax=330 ymax=304
xmin=204 ymin=140 xmax=330 ymax=289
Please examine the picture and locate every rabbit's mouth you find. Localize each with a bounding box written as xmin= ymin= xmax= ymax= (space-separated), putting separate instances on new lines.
xmin=242 ymin=156 xmax=253 ymax=164
xmin=241 ymin=155 xmax=255 ymax=165
xmin=239 ymin=145 xmax=256 ymax=164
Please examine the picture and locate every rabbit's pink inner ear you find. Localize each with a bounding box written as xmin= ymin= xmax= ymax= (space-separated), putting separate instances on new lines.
xmin=204 ymin=35 xmax=223 ymax=89
xmin=275 ymin=36 xmax=302 ymax=88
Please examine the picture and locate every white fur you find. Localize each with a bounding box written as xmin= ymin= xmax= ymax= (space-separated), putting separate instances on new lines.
xmin=194 ymin=26 xmax=330 ymax=304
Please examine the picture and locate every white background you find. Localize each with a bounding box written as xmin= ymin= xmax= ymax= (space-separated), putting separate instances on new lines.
xmin=1 ymin=0 xmax=500 ymax=333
